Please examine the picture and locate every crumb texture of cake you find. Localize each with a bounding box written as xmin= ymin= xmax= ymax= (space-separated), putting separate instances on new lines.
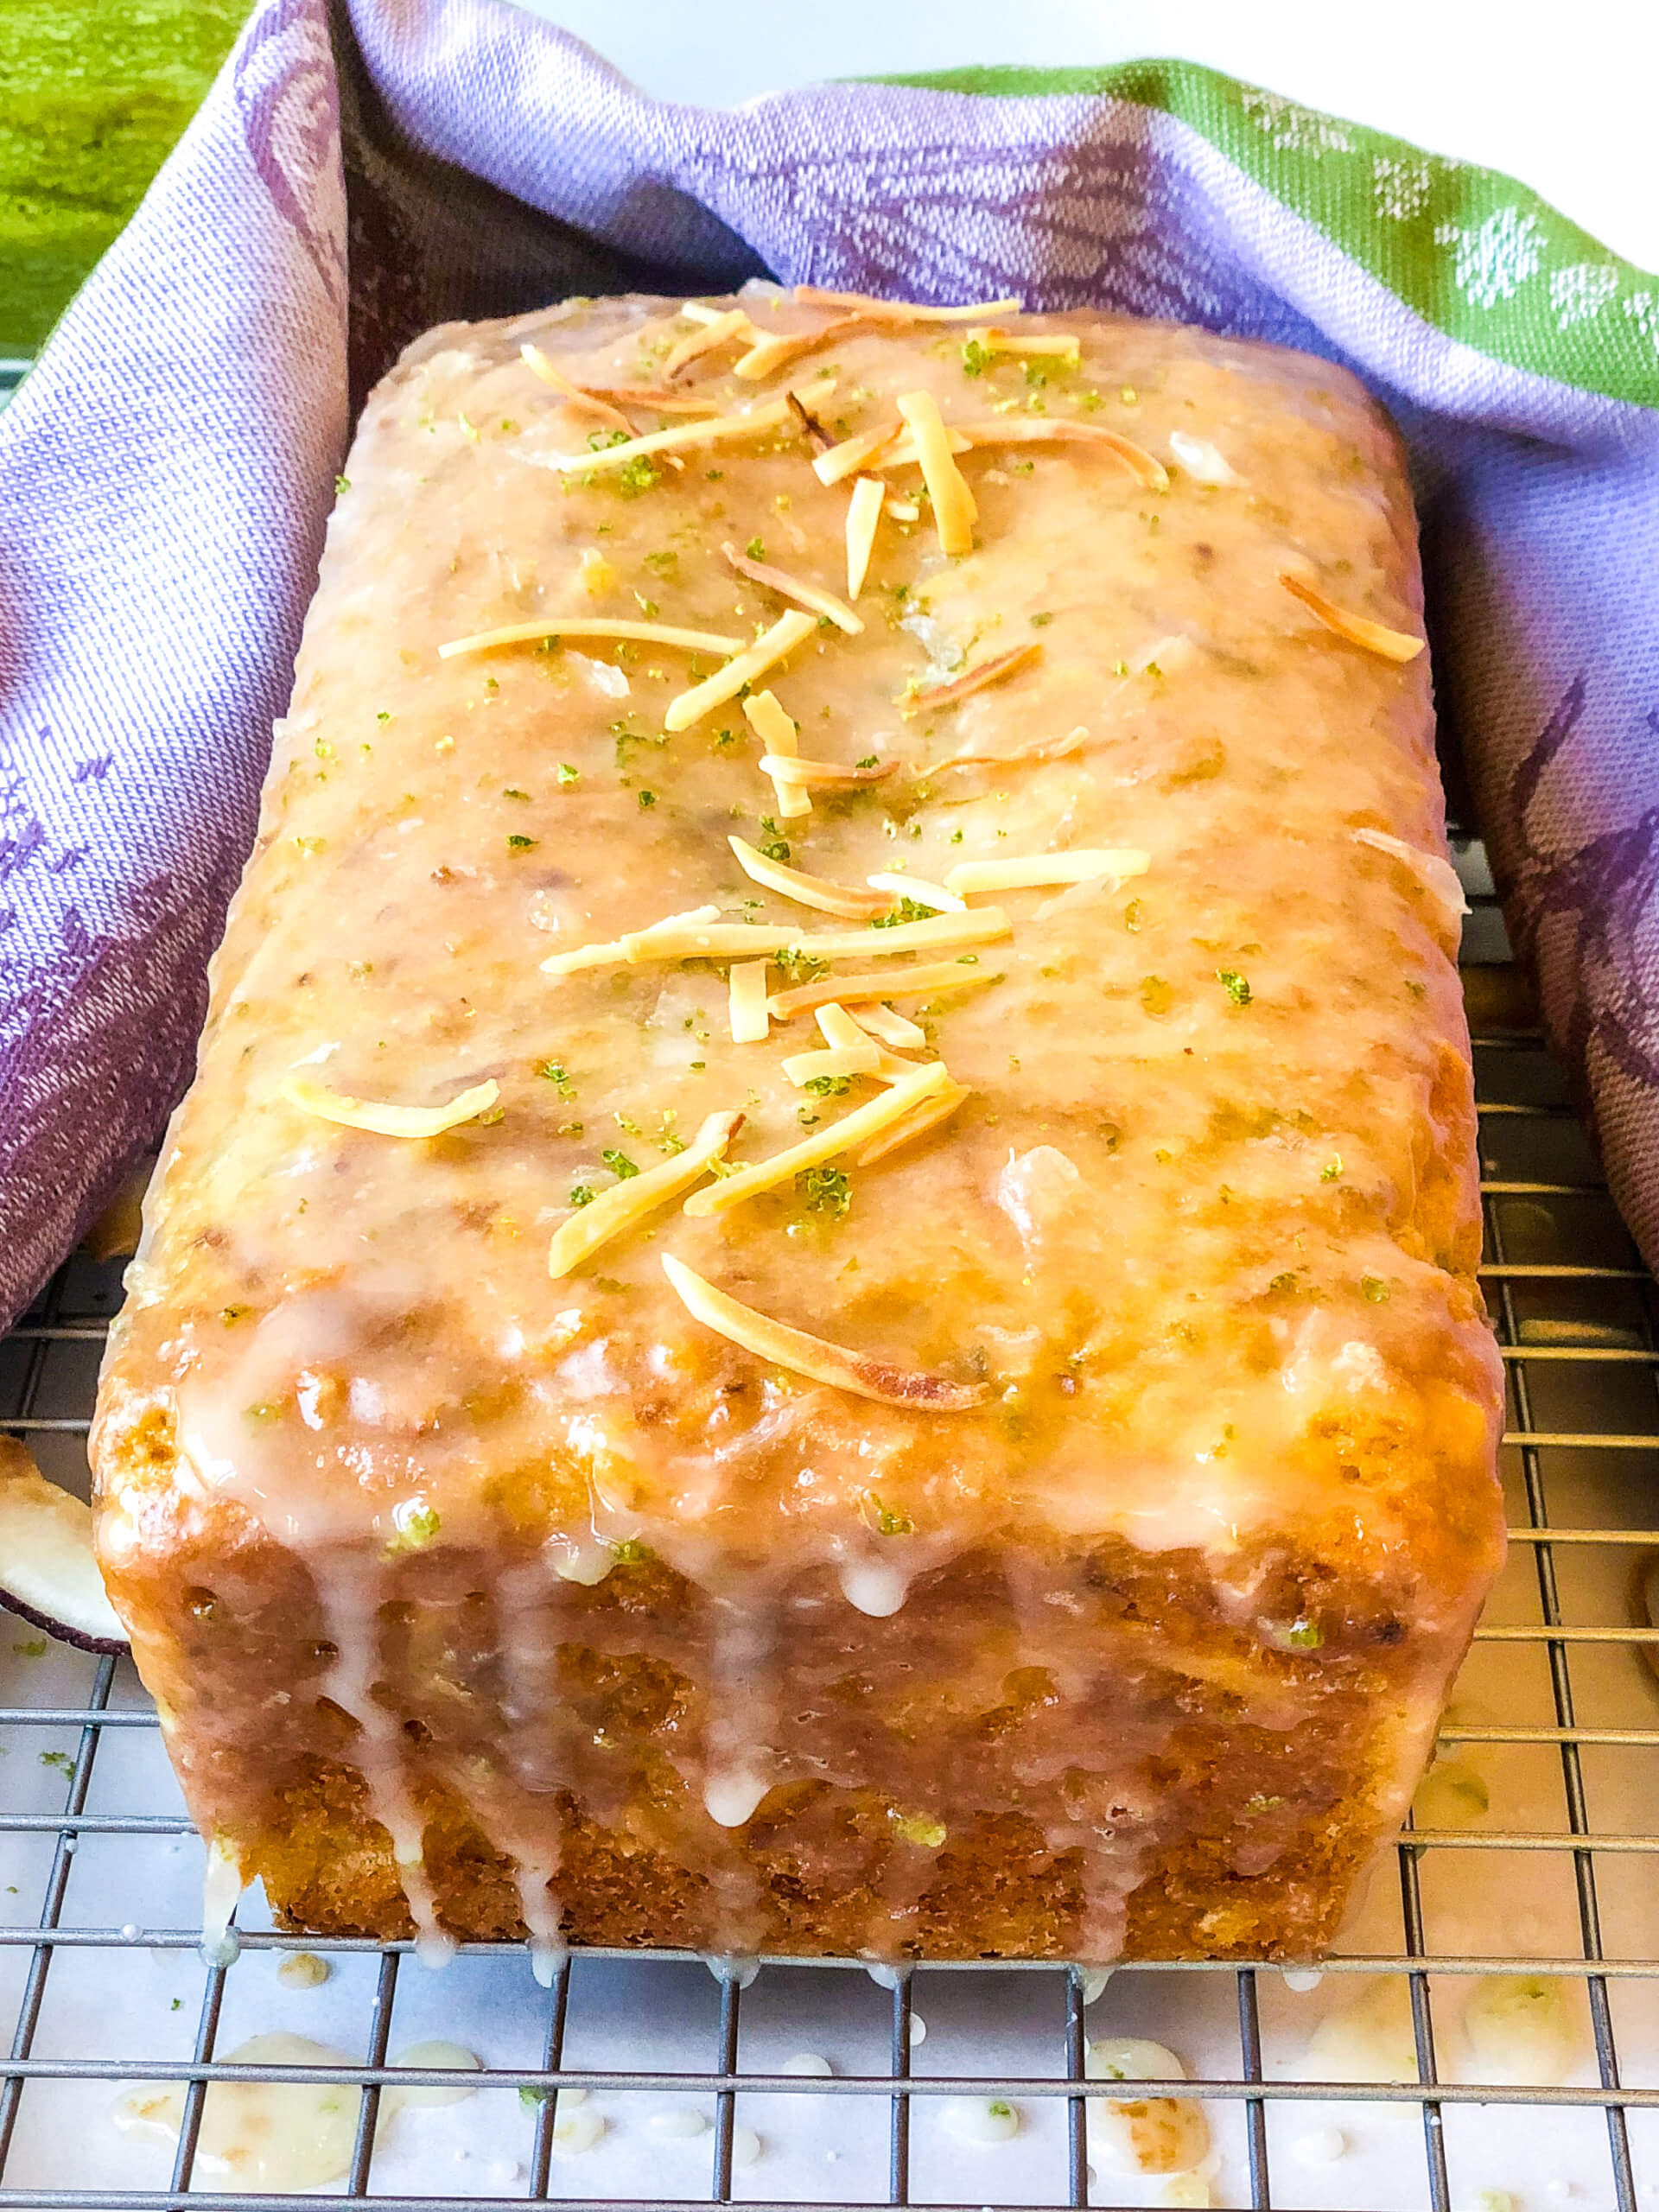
xmin=91 ymin=289 xmax=1505 ymax=1963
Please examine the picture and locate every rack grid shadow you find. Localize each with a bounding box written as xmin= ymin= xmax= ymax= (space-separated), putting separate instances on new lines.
xmin=2 ymin=838 xmax=1656 ymax=2212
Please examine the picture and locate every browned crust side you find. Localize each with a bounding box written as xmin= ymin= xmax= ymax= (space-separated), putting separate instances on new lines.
xmin=111 ymin=1520 xmax=1493 ymax=1961
xmin=249 ymin=1767 xmax=1382 ymax=1961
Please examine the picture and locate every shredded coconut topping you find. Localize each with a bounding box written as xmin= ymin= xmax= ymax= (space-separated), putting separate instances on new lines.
xmin=279 ymin=1074 xmax=499 ymax=1139
xmin=662 ymin=1253 xmax=989 ymax=1410
xmin=1279 ymin=571 xmax=1426 ymax=662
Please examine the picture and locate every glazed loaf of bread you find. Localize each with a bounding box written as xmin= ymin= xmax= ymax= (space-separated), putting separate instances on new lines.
xmin=92 ymin=289 xmax=1505 ymax=1965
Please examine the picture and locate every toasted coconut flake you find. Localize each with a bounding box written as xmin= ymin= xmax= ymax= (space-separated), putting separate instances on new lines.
xmin=810 ymin=910 xmax=988 ymax=957
xmin=798 ymin=1009 xmax=925 ymax=1084
xmin=546 ymin=906 xmax=1007 ymax=976
xmin=543 ymin=395 xmax=801 ymax=474
xmin=932 ymin=723 xmax=1090 ymax=774
xmin=728 ymin=835 xmax=887 ymax=918
xmin=280 ymin=1072 xmax=499 ymax=1138
xmin=616 ymin=918 xmax=787 ymax=960
xmin=844 ymin=475 xmax=886 ymax=601
xmin=782 ymin=1041 xmax=882 ymax=1085
xmin=857 ymin=1077 xmax=969 ymax=1164
xmin=812 ymin=423 xmax=900 ymax=486
xmin=810 ymin=1009 xmax=920 ymax=1083
xmin=585 ymin=385 xmax=727 ymax=416
xmin=795 ymin=287 xmax=1021 ymax=323
xmin=519 ymin=344 xmax=632 ymax=430
xmin=742 ymin=689 xmax=799 ymax=749
xmin=541 ymin=905 xmax=721 ymax=976
xmin=1003 ymin=420 xmax=1169 ymax=485
xmin=721 ymin=541 xmax=862 ymax=634
xmin=896 ymin=391 xmax=976 ymax=556
xmin=875 ymin=426 xmax=976 ymax=470
xmin=786 ymin=391 xmax=834 ymax=451
xmin=665 ymin=609 xmax=818 ymax=734
xmin=743 ymin=687 xmax=812 ymax=820
xmin=689 ymin=907 xmax=1009 ymax=961
xmin=850 ymin=1001 xmax=926 ymax=1049
xmin=683 ymin=1064 xmax=950 ymax=1217
xmin=664 ymin=307 xmax=752 ymax=378
xmin=815 ymin=1003 xmax=869 ymax=1051
xmin=964 ymin=325 xmax=1081 ymax=360
xmin=550 ymin=1110 xmax=742 ymax=1278
xmin=439 ymin=616 xmax=743 ymax=661
xmin=0 ymin=1436 xmax=126 ymax=1652
xmin=865 ymin=871 xmax=964 ymax=912
xmin=903 ymin=640 xmax=1040 ymax=715
xmin=728 ymin=960 xmax=772 ymax=1045
xmin=769 ymin=960 xmax=999 ymax=1021
xmin=873 ymin=1042 xmax=927 ymax=1083
xmin=662 ymin=1254 xmax=988 ymax=1411
xmin=958 ymin=416 xmax=1169 ymax=487
xmin=1279 ymin=572 xmax=1427 ymax=663
xmin=1351 ymin=827 xmax=1469 ymax=923
xmin=735 ymin=315 xmax=868 ymax=380
xmin=759 ymin=752 xmax=899 ymax=791
xmin=816 ymin=1002 xmax=922 ymax=1055
xmin=944 ymin=849 xmax=1150 ymax=897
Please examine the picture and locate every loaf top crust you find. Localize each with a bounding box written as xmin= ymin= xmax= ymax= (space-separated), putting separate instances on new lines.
xmin=95 ymin=290 xmax=1503 ymax=1614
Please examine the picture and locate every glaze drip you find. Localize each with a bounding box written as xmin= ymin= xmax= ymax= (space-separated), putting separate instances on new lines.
xmin=199 ymin=1834 xmax=244 ymax=1970
xmin=314 ymin=1574 xmax=454 ymax=1965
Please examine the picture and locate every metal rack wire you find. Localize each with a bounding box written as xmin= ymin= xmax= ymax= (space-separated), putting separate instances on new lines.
xmin=2 ymin=842 xmax=1656 ymax=2212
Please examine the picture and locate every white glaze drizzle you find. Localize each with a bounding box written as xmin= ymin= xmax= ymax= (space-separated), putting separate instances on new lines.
xmin=517 ymin=1878 xmax=569 ymax=1987
xmin=648 ymin=2105 xmax=711 ymax=2139
xmin=493 ymin=1559 xmax=573 ymax=1970
xmin=703 ymin=1769 xmax=772 ymax=1828
xmin=199 ymin=1834 xmax=244 ymax=1969
xmin=697 ymin=1577 xmax=784 ymax=1942
xmin=313 ymin=1573 xmax=454 ymax=1967
xmin=703 ymin=1953 xmax=761 ymax=1988
xmin=111 ymin=2033 xmax=480 ymax=2192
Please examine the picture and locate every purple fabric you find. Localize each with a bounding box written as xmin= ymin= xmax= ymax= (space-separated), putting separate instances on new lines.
xmin=3 ymin=0 xmax=1659 ymax=1326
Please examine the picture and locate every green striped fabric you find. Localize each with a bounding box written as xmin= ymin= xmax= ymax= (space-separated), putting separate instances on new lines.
xmin=869 ymin=60 xmax=1658 ymax=409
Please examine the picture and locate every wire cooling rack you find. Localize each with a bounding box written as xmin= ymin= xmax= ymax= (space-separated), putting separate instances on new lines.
xmin=3 ymin=836 xmax=1657 ymax=2212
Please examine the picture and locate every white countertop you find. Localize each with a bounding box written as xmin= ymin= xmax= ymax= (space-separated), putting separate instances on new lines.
xmin=508 ymin=0 xmax=1659 ymax=272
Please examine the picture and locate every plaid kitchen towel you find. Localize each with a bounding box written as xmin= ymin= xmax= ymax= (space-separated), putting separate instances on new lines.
xmin=2 ymin=0 xmax=1657 ymax=1325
